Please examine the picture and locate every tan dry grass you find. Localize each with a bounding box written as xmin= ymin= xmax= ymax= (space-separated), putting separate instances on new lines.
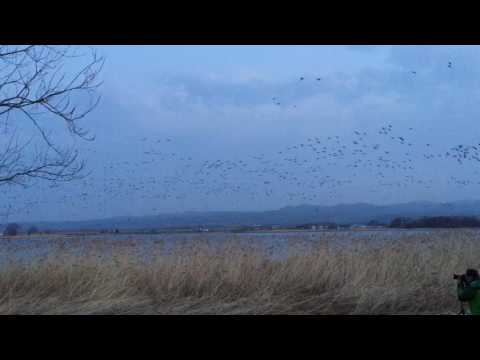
xmin=0 ymin=230 xmax=478 ymax=314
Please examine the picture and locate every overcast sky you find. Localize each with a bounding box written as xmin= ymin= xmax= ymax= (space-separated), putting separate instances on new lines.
xmin=4 ymin=45 xmax=480 ymax=222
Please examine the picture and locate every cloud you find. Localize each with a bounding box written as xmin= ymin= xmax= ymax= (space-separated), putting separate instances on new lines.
xmin=96 ymin=56 xmax=480 ymax=153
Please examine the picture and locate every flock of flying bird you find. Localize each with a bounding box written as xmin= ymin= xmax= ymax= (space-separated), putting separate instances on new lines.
xmin=3 ymin=58 xmax=479 ymax=221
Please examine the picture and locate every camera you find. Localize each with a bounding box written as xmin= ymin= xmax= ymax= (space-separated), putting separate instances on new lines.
xmin=454 ymin=274 xmax=467 ymax=283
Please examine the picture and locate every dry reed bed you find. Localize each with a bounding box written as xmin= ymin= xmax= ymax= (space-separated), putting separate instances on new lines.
xmin=0 ymin=230 xmax=478 ymax=314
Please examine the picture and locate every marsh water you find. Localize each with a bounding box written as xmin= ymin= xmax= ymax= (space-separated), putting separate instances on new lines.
xmin=0 ymin=228 xmax=457 ymax=266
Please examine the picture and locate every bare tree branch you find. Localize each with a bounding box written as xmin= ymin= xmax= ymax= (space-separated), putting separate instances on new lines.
xmin=0 ymin=45 xmax=104 ymax=186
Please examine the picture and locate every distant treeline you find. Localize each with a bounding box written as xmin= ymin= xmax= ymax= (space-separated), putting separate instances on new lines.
xmin=389 ymin=216 xmax=480 ymax=228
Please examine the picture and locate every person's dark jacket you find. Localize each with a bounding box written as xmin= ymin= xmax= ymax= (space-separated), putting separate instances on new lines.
xmin=457 ymin=279 xmax=480 ymax=315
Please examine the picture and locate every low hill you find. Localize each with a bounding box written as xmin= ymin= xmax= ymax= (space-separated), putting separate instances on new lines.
xmin=13 ymin=199 xmax=480 ymax=232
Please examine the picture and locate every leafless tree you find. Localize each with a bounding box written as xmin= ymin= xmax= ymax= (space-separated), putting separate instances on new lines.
xmin=0 ymin=45 xmax=104 ymax=187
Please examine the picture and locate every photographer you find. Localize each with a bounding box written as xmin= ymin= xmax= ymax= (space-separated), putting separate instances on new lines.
xmin=456 ymin=268 xmax=480 ymax=315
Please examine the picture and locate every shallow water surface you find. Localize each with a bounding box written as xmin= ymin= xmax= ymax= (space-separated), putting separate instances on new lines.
xmin=0 ymin=228 xmax=471 ymax=266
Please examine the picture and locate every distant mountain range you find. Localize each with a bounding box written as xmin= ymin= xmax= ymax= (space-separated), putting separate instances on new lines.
xmin=15 ymin=200 xmax=480 ymax=231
